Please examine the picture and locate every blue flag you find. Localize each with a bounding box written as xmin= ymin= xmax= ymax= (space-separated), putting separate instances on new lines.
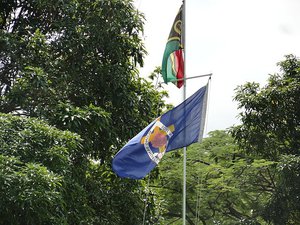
xmin=112 ymin=84 xmax=208 ymax=179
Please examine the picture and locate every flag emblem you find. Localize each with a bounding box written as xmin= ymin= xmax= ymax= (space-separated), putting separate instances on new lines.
xmin=141 ymin=118 xmax=175 ymax=164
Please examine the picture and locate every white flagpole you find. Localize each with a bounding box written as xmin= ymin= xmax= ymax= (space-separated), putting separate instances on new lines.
xmin=182 ymin=0 xmax=187 ymax=224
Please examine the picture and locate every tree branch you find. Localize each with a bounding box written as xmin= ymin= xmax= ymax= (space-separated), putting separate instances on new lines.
xmin=194 ymin=159 xmax=211 ymax=166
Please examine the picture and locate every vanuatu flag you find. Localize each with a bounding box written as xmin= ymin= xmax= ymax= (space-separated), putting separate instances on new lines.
xmin=112 ymin=84 xmax=208 ymax=179
xmin=161 ymin=5 xmax=184 ymax=88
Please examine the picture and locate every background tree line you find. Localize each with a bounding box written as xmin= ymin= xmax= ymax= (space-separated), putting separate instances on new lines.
xmin=1 ymin=0 xmax=299 ymax=224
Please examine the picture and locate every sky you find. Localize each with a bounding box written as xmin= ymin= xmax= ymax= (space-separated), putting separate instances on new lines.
xmin=134 ymin=0 xmax=300 ymax=135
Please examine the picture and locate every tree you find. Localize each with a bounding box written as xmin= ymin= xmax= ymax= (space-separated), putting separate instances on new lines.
xmin=1 ymin=0 xmax=167 ymax=223
xmin=0 ymin=0 xmax=166 ymax=160
xmin=232 ymin=54 xmax=300 ymax=224
xmin=0 ymin=113 xmax=80 ymax=224
xmin=152 ymin=130 xmax=273 ymax=225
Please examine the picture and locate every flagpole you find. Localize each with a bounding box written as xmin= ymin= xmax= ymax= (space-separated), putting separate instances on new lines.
xmin=182 ymin=0 xmax=187 ymax=224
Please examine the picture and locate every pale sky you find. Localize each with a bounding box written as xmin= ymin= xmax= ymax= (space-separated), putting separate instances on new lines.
xmin=135 ymin=0 xmax=300 ymax=134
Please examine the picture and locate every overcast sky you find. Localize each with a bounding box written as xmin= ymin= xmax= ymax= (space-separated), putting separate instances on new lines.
xmin=134 ymin=0 xmax=300 ymax=135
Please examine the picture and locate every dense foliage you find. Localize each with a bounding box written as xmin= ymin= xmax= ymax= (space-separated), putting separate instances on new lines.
xmin=0 ymin=113 xmax=80 ymax=224
xmin=233 ymin=54 xmax=300 ymax=224
xmin=0 ymin=0 xmax=167 ymax=160
xmin=154 ymin=130 xmax=273 ymax=225
xmin=0 ymin=113 xmax=154 ymax=224
xmin=0 ymin=0 xmax=167 ymax=224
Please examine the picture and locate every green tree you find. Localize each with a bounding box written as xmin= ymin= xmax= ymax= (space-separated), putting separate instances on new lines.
xmin=0 ymin=113 xmax=81 ymax=224
xmin=232 ymin=54 xmax=300 ymax=224
xmin=1 ymin=0 xmax=167 ymax=224
xmin=153 ymin=130 xmax=273 ymax=225
xmin=0 ymin=0 xmax=166 ymax=160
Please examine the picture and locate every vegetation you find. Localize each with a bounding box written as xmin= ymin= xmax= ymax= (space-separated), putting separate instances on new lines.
xmin=1 ymin=0 xmax=300 ymax=224
xmin=1 ymin=0 xmax=167 ymax=224
xmin=0 ymin=114 xmax=80 ymax=224
xmin=155 ymin=130 xmax=273 ymax=225
xmin=233 ymin=54 xmax=300 ymax=224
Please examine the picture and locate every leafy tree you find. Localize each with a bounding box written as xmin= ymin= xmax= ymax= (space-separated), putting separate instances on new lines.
xmin=1 ymin=0 xmax=167 ymax=224
xmin=0 ymin=113 xmax=80 ymax=224
xmin=0 ymin=0 xmax=166 ymax=160
xmin=232 ymin=54 xmax=300 ymax=224
xmin=153 ymin=130 xmax=273 ymax=225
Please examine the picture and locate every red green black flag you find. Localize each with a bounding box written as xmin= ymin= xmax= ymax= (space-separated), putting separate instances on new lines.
xmin=161 ymin=5 xmax=184 ymax=88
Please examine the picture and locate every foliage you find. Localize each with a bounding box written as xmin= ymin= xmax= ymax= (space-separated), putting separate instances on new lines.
xmin=153 ymin=130 xmax=274 ymax=225
xmin=0 ymin=0 xmax=167 ymax=160
xmin=0 ymin=155 xmax=65 ymax=225
xmin=232 ymin=54 xmax=300 ymax=224
xmin=0 ymin=0 xmax=167 ymax=224
xmin=0 ymin=111 xmax=159 ymax=225
xmin=0 ymin=113 xmax=80 ymax=224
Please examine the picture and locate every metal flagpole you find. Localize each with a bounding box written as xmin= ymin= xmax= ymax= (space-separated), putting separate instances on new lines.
xmin=182 ymin=0 xmax=187 ymax=224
